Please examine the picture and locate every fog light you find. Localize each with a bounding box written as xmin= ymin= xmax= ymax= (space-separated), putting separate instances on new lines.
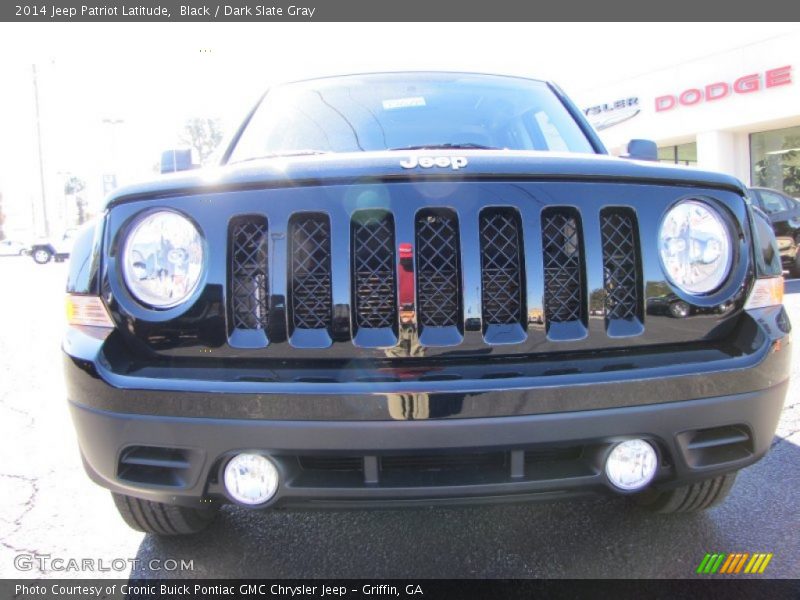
xmin=605 ymin=439 xmax=658 ymax=491
xmin=223 ymin=453 xmax=279 ymax=505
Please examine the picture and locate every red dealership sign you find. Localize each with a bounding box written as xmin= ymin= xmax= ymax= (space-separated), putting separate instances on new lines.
xmin=655 ymin=65 xmax=792 ymax=112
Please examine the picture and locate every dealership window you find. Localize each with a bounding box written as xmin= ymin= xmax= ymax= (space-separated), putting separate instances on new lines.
xmin=750 ymin=125 xmax=800 ymax=196
xmin=658 ymin=142 xmax=697 ymax=166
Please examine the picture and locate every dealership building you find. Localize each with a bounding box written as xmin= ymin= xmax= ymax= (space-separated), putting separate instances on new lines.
xmin=574 ymin=32 xmax=800 ymax=196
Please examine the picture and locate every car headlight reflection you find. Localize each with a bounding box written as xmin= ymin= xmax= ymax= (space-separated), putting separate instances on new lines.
xmin=122 ymin=211 xmax=204 ymax=308
xmin=658 ymin=200 xmax=732 ymax=295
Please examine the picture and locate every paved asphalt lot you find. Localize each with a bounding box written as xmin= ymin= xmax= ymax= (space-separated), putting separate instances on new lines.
xmin=0 ymin=256 xmax=797 ymax=579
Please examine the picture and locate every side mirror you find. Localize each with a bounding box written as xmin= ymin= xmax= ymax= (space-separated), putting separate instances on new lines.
xmin=623 ymin=139 xmax=658 ymax=162
xmin=160 ymin=149 xmax=197 ymax=174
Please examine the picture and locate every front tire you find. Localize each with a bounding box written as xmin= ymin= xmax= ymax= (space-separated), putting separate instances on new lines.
xmin=32 ymin=248 xmax=52 ymax=264
xmin=111 ymin=493 xmax=218 ymax=535
xmin=632 ymin=473 xmax=737 ymax=513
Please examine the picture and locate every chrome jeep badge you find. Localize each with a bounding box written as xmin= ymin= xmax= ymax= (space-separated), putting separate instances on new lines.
xmin=400 ymin=156 xmax=468 ymax=170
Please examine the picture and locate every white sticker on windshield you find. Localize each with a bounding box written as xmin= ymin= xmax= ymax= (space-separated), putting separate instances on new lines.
xmin=382 ymin=96 xmax=427 ymax=110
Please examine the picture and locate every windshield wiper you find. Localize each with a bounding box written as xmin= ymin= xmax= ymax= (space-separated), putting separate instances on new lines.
xmin=239 ymin=150 xmax=330 ymax=161
xmin=388 ymin=143 xmax=502 ymax=151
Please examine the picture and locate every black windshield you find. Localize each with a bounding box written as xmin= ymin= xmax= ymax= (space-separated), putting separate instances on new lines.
xmin=228 ymin=73 xmax=596 ymax=162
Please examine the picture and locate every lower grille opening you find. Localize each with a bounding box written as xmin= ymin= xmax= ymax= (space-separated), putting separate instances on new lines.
xmin=298 ymin=456 xmax=363 ymax=472
xmin=118 ymin=446 xmax=196 ymax=488
xmin=381 ymin=452 xmax=506 ymax=473
xmin=296 ymin=453 xmax=508 ymax=473
xmin=290 ymin=446 xmax=596 ymax=489
xmin=524 ymin=447 xmax=584 ymax=462
xmin=677 ymin=425 xmax=753 ymax=468
xmin=378 ymin=451 xmax=509 ymax=487
xmin=524 ymin=446 xmax=593 ymax=480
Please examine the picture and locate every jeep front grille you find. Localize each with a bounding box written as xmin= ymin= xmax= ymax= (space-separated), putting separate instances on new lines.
xmin=289 ymin=214 xmax=332 ymax=331
xmin=222 ymin=203 xmax=652 ymax=349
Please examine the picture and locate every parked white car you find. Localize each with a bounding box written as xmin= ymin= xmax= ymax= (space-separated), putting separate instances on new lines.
xmin=30 ymin=229 xmax=77 ymax=264
xmin=0 ymin=239 xmax=29 ymax=256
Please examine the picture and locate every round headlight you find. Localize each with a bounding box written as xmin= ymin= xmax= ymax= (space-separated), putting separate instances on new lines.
xmin=122 ymin=211 xmax=204 ymax=308
xmin=658 ymin=200 xmax=732 ymax=294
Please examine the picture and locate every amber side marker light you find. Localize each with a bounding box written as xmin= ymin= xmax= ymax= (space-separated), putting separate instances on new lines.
xmin=744 ymin=277 xmax=784 ymax=311
xmin=66 ymin=295 xmax=115 ymax=329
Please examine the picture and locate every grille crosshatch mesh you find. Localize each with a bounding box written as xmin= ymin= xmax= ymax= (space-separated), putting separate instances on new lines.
xmin=542 ymin=209 xmax=584 ymax=324
xmin=352 ymin=212 xmax=398 ymax=329
xmin=226 ymin=204 xmax=644 ymax=345
xmin=416 ymin=211 xmax=461 ymax=328
xmin=290 ymin=214 xmax=332 ymax=330
xmin=229 ymin=217 xmax=269 ymax=330
xmin=601 ymin=209 xmax=641 ymax=321
xmin=480 ymin=209 xmax=525 ymax=326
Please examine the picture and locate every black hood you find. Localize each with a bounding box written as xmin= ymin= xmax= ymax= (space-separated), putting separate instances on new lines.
xmin=104 ymin=150 xmax=747 ymax=208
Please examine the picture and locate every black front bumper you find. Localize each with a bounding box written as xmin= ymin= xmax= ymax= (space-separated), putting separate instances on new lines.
xmin=70 ymin=384 xmax=787 ymax=508
xmin=64 ymin=307 xmax=792 ymax=508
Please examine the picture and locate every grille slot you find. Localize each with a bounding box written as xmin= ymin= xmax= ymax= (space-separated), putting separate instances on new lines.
xmin=678 ymin=425 xmax=753 ymax=468
xmin=415 ymin=210 xmax=461 ymax=328
xmin=542 ymin=208 xmax=585 ymax=326
xmin=480 ymin=208 xmax=525 ymax=327
xmin=600 ymin=208 xmax=642 ymax=322
xmin=352 ymin=211 xmax=397 ymax=330
xmin=229 ymin=216 xmax=269 ymax=331
xmin=118 ymin=446 xmax=196 ymax=488
xmin=289 ymin=214 xmax=332 ymax=331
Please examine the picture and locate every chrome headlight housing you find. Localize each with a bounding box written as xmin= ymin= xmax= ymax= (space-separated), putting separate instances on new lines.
xmin=122 ymin=211 xmax=204 ymax=308
xmin=658 ymin=199 xmax=732 ymax=295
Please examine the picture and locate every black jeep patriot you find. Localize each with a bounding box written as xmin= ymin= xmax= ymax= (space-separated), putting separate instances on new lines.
xmin=64 ymin=72 xmax=791 ymax=535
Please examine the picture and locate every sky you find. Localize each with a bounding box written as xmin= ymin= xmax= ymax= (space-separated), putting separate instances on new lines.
xmin=1 ymin=22 xmax=799 ymax=237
